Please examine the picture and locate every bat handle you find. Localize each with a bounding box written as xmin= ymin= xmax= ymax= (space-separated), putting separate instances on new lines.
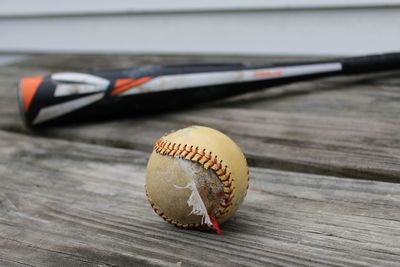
xmin=341 ymin=52 xmax=400 ymax=74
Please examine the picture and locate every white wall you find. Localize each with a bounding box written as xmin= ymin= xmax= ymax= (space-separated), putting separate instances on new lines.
xmin=1 ymin=0 xmax=400 ymax=56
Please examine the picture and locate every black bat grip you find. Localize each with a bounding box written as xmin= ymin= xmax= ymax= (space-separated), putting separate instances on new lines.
xmin=340 ymin=53 xmax=400 ymax=74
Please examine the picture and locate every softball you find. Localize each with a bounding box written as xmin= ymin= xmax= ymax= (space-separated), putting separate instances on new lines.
xmin=145 ymin=126 xmax=249 ymax=233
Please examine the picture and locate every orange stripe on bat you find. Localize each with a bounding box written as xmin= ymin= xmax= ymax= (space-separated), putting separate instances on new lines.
xmin=113 ymin=78 xmax=135 ymax=89
xmin=252 ymin=70 xmax=283 ymax=78
xmin=21 ymin=76 xmax=44 ymax=111
xmin=111 ymin=77 xmax=152 ymax=95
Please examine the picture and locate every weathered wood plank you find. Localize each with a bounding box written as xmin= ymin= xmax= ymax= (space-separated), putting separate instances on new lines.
xmin=215 ymin=71 xmax=400 ymax=119
xmin=0 ymin=55 xmax=400 ymax=181
xmin=0 ymin=130 xmax=400 ymax=266
xmin=22 ymin=107 xmax=400 ymax=181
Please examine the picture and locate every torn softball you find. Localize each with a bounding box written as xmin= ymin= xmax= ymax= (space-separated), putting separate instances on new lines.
xmin=145 ymin=126 xmax=249 ymax=233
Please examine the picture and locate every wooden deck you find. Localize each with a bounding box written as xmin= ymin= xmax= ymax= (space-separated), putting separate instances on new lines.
xmin=0 ymin=54 xmax=400 ymax=266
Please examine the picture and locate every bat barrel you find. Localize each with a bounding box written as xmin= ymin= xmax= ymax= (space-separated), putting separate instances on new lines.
xmin=17 ymin=52 xmax=400 ymax=128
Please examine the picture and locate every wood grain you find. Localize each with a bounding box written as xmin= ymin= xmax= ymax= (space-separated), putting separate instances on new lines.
xmin=1 ymin=55 xmax=400 ymax=181
xmin=0 ymin=130 xmax=399 ymax=266
xmin=23 ymin=106 xmax=399 ymax=182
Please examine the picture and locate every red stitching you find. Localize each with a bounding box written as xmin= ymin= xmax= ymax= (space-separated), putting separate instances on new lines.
xmin=171 ymin=146 xmax=179 ymax=157
xmin=224 ymin=180 xmax=233 ymax=188
xmin=220 ymin=167 xmax=227 ymax=176
xmin=203 ymin=152 xmax=211 ymax=164
xmin=220 ymin=199 xmax=232 ymax=208
xmin=208 ymin=156 xmax=217 ymax=168
xmin=220 ymin=172 xmax=231 ymax=182
xmin=190 ymin=146 xmax=198 ymax=160
xmin=152 ymin=138 xmax=239 ymax=225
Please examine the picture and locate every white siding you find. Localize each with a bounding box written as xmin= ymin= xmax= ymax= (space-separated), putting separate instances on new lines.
xmin=1 ymin=1 xmax=399 ymax=56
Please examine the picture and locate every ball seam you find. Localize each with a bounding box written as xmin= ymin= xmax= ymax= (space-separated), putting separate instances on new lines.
xmin=147 ymin=137 xmax=239 ymax=229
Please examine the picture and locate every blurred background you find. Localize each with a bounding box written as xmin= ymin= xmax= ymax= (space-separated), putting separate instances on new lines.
xmin=1 ymin=0 xmax=400 ymax=56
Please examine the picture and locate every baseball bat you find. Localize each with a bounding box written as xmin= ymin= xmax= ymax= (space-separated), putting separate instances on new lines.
xmin=18 ymin=52 xmax=400 ymax=128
